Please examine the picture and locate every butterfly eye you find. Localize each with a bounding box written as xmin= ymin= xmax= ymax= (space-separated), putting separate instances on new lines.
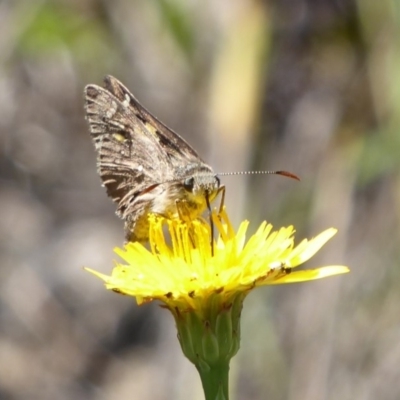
xmin=183 ymin=177 xmax=195 ymax=192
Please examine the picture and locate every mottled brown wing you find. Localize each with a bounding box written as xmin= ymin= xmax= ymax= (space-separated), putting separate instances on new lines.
xmin=84 ymin=76 xmax=216 ymax=242
xmin=84 ymin=82 xmax=175 ymax=221
xmin=103 ymin=75 xmax=205 ymax=168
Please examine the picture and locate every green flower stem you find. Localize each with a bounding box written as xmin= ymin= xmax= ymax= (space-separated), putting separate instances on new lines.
xmin=196 ymin=362 xmax=230 ymax=400
xmin=170 ymin=293 xmax=246 ymax=400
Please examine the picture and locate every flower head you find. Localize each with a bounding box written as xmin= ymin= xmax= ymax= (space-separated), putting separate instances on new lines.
xmin=86 ymin=208 xmax=349 ymax=398
xmin=86 ymin=208 xmax=348 ymax=309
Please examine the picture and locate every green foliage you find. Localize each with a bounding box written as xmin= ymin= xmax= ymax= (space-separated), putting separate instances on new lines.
xmin=17 ymin=3 xmax=112 ymax=62
xmin=155 ymin=0 xmax=195 ymax=60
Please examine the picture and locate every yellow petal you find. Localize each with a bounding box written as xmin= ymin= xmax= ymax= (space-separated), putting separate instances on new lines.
xmin=287 ymin=228 xmax=338 ymax=267
xmin=266 ymin=265 xmax=350 ymax=285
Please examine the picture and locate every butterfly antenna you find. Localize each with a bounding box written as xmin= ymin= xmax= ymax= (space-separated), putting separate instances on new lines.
xmin=217 ymin=170 xmax=300 ymax=181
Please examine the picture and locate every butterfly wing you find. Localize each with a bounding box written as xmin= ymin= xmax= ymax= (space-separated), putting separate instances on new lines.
xmin=103 ymin=75 xmax=208 ymax=170
xmin=84 ymin=82 xmax=175 ymax=223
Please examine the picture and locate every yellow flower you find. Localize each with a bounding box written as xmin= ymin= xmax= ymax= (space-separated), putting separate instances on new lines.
xmin=86 ymin=208 xmax=349 ymax=399
xmin=86 ymin=208 xmax=348 ymax=308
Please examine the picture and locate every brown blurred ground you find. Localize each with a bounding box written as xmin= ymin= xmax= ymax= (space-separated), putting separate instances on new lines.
xmin=1 ymin=0 xmax=400 ymax=399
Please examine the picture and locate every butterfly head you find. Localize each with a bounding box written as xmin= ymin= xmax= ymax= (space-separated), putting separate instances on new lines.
xmin=182 ymin=174 xmax=220 ymax=199
xmin=156 ymin=164 xmax=221 ymax=219
xmin=172 ymin=172 xmax=220 ymax=219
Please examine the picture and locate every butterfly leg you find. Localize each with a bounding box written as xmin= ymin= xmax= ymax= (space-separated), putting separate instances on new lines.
xmin=205 ymin=190 xmax=223 ymax=257
xmin=216 ymin=185 xmax=226 ymax=213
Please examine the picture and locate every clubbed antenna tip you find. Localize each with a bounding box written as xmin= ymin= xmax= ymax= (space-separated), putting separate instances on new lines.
xmin=274 ymin=171 xmax=300 ymax=181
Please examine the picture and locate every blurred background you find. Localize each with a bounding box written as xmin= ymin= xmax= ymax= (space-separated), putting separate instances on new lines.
xmin=1 ymin=0 xmax=400 ymax=399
